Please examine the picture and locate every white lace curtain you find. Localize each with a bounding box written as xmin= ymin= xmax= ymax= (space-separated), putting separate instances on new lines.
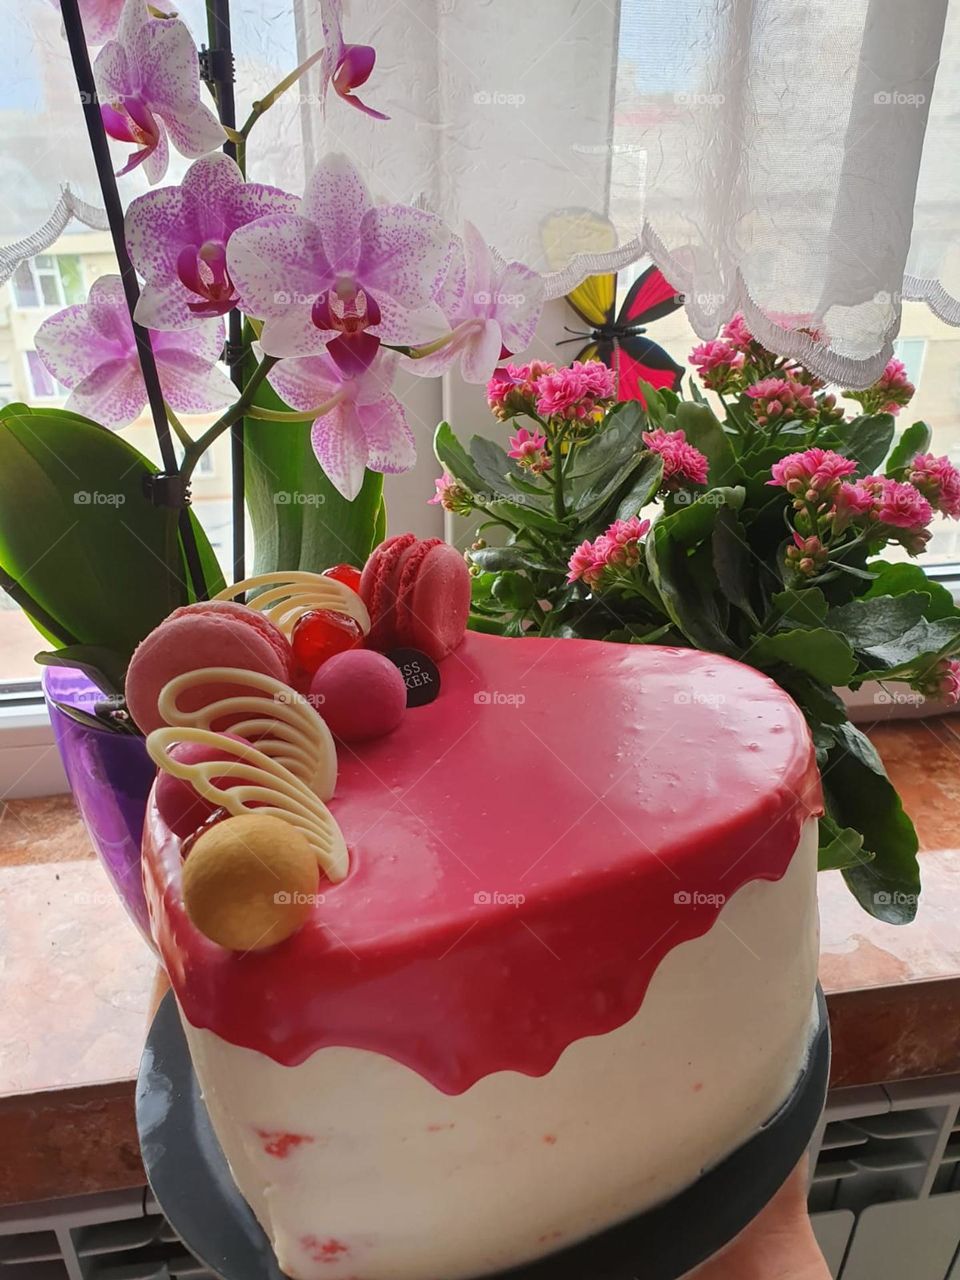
xmin=3 ymin=0 xmax=958 ymax=387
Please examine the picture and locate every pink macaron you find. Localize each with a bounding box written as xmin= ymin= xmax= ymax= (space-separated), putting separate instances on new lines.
xmin=360 ymin=535 xmax=470 ymax=662
xmin=125 ymin=600 xmax=294 ymax=735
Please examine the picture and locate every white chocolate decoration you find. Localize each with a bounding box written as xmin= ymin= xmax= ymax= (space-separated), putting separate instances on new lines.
xmin=213 ymin=571 xmax=371 ymax=637
xmin=147 ymin=725 xmax=349 ymax=883
xmin=156 ymin=667 xmax=337 ymax=801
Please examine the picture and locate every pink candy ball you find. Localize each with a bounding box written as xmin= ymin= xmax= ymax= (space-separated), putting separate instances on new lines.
xmin=155 ymin=735 xmax=246 ymax=839
xmin=308 ymin=649 xmax=407 ymax=742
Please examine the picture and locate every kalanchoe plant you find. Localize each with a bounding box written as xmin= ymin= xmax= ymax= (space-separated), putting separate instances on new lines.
xmin=433 ymin=318 xmax=960 ymax=925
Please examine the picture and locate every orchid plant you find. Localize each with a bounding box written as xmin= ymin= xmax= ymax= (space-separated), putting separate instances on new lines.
xmin=432 ymin=321 xmax=960 ymax=925
xmin=0 ymin=0 xmax=545 ymax=698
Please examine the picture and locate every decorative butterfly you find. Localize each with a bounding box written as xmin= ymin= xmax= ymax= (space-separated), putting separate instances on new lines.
xmin=560 ymin=265 xmax=685 ymax=403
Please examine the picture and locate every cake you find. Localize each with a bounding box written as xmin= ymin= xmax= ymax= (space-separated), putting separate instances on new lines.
xmin=141 ymin=603 xmax=822 ymax=1279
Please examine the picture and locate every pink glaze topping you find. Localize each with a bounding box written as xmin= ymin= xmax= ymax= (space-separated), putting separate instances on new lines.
xmin=143 ymin=633 xmax=821 ymax=1094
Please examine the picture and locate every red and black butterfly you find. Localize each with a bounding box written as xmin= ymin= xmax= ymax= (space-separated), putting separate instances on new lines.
xmin=560 ymin=265 xmax=685 ymax=403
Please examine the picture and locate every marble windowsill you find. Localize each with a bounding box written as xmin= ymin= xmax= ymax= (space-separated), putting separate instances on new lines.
xmin=2 ymin=717 xmax=960 ymax=1207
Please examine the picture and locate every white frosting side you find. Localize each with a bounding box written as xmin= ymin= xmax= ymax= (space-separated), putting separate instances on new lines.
xmin=181 ymin=817 xmax=820 ymax=1280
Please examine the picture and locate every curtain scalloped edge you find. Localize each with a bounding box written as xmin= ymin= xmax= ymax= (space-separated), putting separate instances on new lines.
xmin=0 ymin=187 xmax=109 ymax=288
xmin=542 ymin=229 xmax=959 ymax=390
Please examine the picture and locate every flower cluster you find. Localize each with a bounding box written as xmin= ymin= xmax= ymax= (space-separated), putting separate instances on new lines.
xmin=429 ymin=472 xmax=474 ymax=516
xmin=769 ymin=448 xmax=857 ymax=500
xmin=567 ymin=517 xmax=651 ymax=589
xmin=907 ymin=453 xmax=960 ymax=519
xmin=642 ymin=427 xmax=709 ymax=489
xmin=486 ymin=359 xmax=616 ymax=426
xmin=745 ymin=377 xmax=818 ymax=426
xmin=688 ymin=339 xmax=744 ymax=394
xmin=507 ymin=427 xmax=551 ymax=473
xmin=487 ymin=361 xmax=555 ymax=420
xmin=844 ymin=358 xmax=915 ymax=417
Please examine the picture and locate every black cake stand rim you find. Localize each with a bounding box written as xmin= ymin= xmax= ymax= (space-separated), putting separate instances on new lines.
xmin=137 ymin=986 xmax=830 ymax=1280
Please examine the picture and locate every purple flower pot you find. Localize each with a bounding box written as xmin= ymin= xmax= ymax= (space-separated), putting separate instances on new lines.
xmin=43 ymin=666 xmax=157 ymax=948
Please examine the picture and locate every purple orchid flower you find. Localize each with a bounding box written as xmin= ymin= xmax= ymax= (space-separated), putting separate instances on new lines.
xmin=34 ymin=275 xmax=235 ymax=430
xmin=319 ymin=0 xmax=388 ymax=121
xmin=227 ymin=152 xmax=451 ymax=371
xmin=124 ymin=153 xmax=299 ymax=329
xmin=53 ymin=0 xmax=124 ymax=44
xmin=268 ymin=350 xmax=414 ymax=501
xmin=93 ymin=0 xmax=225 ymax=183
xmin=408 ymin=222 xmax=544 ymax=383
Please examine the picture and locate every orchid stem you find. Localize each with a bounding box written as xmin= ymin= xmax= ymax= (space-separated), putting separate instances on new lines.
xmin=163 ymin=402 xmax=193 ymax=449
xmin=236 ymin=47 xmax=326 ymax=171
xmin=246 ymin=393 xmax=344 ymax=424
xmin=180 ymin=355 xmax=278 ymax=482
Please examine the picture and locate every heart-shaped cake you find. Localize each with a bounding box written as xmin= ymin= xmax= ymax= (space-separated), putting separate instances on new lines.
xmin=143 ymin=623 xmax=821 ymax=1280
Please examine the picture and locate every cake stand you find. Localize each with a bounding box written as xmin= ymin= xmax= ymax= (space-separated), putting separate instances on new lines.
xmin=137 ymin=987 xmax=829 ymax=1280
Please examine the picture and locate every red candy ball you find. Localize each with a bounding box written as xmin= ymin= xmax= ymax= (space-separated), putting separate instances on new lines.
xmin=322 ymin=563 xmax=363 ymax=594
xmin=292 ymin=608 xmax=363 ymax=676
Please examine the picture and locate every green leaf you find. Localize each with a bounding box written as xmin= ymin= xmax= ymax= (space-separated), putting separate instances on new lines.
xmin=244 ymin=374 xmax=383 ymax=574
xmin=0 ymin=405 xmax=218 ymax=662
xmin=34 ymin=645 xmax=128 ymax=700
xmin=864 ymin=561 xmax=958 ymax=621
xmin=491 ymin=571 xmax=536 ymax=609
xmin=818 ymin=816 xmax=873 ymax=872
xmin=711 ymin=506 xmax=758 ymax=623
xmin=748 ymin=627 xmax=857 ymax=685
xmin=646 ymin=518 xmax=733 ymax=653
xmin=830 ymin=413 xmax=896 ymax=476
xmin=486 ymin=499 xmax=570 ymax=536
xmin=778 ymin=670 xmax=849 ymax=727
xmin=433 ymin=421 xmax=488 ymax=493
xmin=635 ymin=381 xmax=666 ymax=423
xmin=183 ymin=509 xmax=226 ymax=600
xmin=469 ymin=546 xmax=557 ymax=574
xmin=566 ymin=402 xmax=646 ymax=491
xmin=854 ymin=616 xmax=960 ymax=680
xmin=614 ymin=454 xmax=664 ymax=521
xmin=467 ymin=612 xmax=508 ymax=635
xmin=769 ymin=588 xmax=829 ymax=629
xmin=658 ymin=487 xmax=745 ymax=548
xmin=826 ymin=593 xmax=929 ymax=649
xmin=469 ymin=436 xmax=535 ymax=501
xmin=885 ymin=421 xmax=933 ymax=475
xmin=674 ymin=402 xmax=741 ymax=487
xmin=823 ymin=723 xmax=920 ymax=923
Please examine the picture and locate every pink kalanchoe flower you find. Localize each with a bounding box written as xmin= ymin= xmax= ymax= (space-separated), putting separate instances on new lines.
xmin=535 ymin=360 xmax=617 ymax=421
xmin=907 ymin=453 xmax=960 ymax=519
xmin=487 ymin=360 xmax=555 ymax=420
xmin=642 ymin=427 xmax=709 ymax=488
xmin=33 ymin=274 xmax=234 ymax=430
xmin=567 ymin=539 xmax=605 ymax=587
xmin=935 ymin=658 xmax=960 ymax=706
xmin=721 ymin=314 xmax=753 ymax=350
xmin=428 ymin=472 xmax=473 ymax=515
xmin=268 ymin=349 xmax=414 ymax=501
xmin=600 ymin=516 xmax=651 ymax=568
xmin=125 ymin=153 xmax=298 ymax=330
xmin=318 ymin=0 xmax=388 ymax=121
xmin=850 ymin=475 xmax=933 ymax=553
xmin=227 ymin=153 xmax=450 ymax=372
xmin=745 ymin=376 xmax=818 ymax=425
xmin=768 ymin=448 xmax=857 ymax=498
xmin=93 ymin=0 xmax=226 ymax=183
xmin=54 ymin=0 xmax=124 ymax=44
xmin=507 ymin=427 xmax=551 ymax=472
xmin=831 ymin=479 xmax=878 ymax=533
xmin=408 ymin=224 xmax=544 ymax=385
xmin=689 ymin=339 xmax=745 ymax=394
xmin=844 ymin=358 xmax=916 ymax=417
xmin=786 ymin=532 xmax=829 ymax=578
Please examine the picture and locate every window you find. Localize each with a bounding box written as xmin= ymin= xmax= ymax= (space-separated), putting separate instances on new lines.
xmin=11 ymin=254 xmax=85 ymax=309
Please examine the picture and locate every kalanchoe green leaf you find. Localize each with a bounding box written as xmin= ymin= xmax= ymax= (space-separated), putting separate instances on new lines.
xmin=491 ymin=571 xmax=537 ymax=610
xmin=824 ymin=724 xmax=920 ymax=924
xmin=673 ymin=401 xmax=742 ymax=488
xmin=885 ymin=421 xmax=933 ymax=476
xmin=818 ymin=816 xmax=874 ymax=872
xmin=434 ymin=421 xmax=488 ymax=493
xmin=711 ymin=506 xmax=759 ymax=626
xmin=827 ymin=413 xmax=896 ymax=476
xmin=864 ymin=560 xmax=959 ymax=620
xmin=748 ymin=628 xmax=857 ymax=685
xmin=769 ymin=588 xmax=829 ymax=629
xmin=614 ymin=455 xmax=665 ymax=522
xmin=469 ymin=436 xmax=529 ymax=500
xmin=826 ymin=593 xmax=930 ymax=650
xmin=852 ymin=616 xmax=960 ymax=681
xmin=469 ymin=547 xmax=558 ymax=574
